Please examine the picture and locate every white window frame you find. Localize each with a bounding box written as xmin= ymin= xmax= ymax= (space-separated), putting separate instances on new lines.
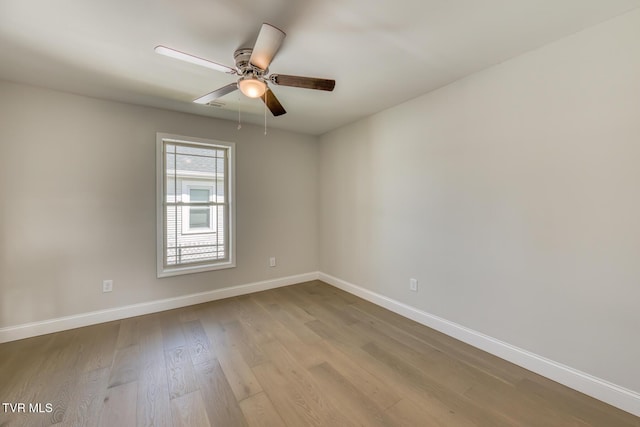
xmin=156 ymin=133 xmax=236 ymax=277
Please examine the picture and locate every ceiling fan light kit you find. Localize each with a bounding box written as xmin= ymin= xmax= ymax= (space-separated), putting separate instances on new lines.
xmin=238 ymin=76 xmax=266 ymax=98
xmin=155 ymin=23 xmax=335 ymax=117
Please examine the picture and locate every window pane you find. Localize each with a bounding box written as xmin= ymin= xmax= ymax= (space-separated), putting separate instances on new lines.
xmin=176 ymin=145 xmax=216 ymax=157
xmin=190 ymin=188 xmax=210 ymax=202
xmin=176 ymin=153 xmax=216 ymax=177
xmin=189 ymin=207 xmax=210 ymax=228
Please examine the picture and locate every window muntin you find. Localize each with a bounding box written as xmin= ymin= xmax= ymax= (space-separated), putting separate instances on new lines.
xmin=157 ymin=133 xmax=235 ymax=277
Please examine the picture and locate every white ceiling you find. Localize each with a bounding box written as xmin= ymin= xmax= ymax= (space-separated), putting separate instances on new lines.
xmin=1 ymin=0 xmax=639 ymax=135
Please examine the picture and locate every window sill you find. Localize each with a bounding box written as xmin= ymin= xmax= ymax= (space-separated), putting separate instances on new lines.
xmin=157 ymin=260 xmax=236 ymax=278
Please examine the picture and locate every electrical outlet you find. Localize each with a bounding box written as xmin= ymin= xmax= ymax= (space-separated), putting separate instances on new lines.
xmin=102 ymin=280 xmax=113 ymax=293
xmin=269 ymin=257 xmax=276 ymax=267
xmin=409 ymin=278 xmax=418 ymax=292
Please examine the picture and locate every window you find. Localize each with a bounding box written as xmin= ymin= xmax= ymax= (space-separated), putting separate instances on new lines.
xmin=156 ymin=133 xmax=235 ymax=277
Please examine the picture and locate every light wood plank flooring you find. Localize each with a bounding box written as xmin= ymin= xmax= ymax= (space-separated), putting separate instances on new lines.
xmin=1 ymin=280 xmax=638 ymax=426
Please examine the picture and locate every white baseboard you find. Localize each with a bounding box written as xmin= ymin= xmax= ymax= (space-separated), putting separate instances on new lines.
xmin=319 ymin=272 xmax=640 ymax=418
xmin=0 ymin=272 xmax=320 ymax=344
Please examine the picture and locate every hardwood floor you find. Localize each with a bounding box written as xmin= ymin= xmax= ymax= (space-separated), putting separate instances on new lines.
xmin=1 ymin=280 xmax=638 ymax=426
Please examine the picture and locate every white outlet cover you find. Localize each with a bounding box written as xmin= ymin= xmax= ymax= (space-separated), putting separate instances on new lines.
xmin=103 ymin=279 xmax=113 ymax=292
xmin=409 ymin=278 xmax=418 ymax=292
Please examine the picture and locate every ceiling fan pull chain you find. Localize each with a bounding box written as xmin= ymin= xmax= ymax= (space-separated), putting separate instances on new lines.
xmin=237 ymin=95 xmax=242 ymax=130
xmin=264 ymin=92 xmax=268 ymax=135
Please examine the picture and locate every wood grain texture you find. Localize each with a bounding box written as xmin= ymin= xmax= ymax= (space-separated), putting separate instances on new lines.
xmin=199 ymin=310 xmax=263 ymax=401
xmin=108 ymin=344 xmax=140 ymax=388
xmin=307 ymin=361 xmax=392 ymax=426
xmin=252 ymin=360 xmax=325 ymax=426
xmin=36 ymin=368 xmax=77 ymax=424
xmin=62 ymin=367 xmax=110 ymax=427
xmin=99 ymin=381 xmax=137 ymax=427
xmin=238 ymin=392 xmax=285 ymax=427
xmin=164 ymin=346 xmax=198 ymax=400
xmin=0 ymin=280 xmax=638 ymax=427
xmin=137 ymin=361 xmax=172 ymax=427
xmin=182 ymin=320 xmax=213 ymax=366
xmin=76 ymin=321 xmax=120 ymax=373
xmin=195 ymin=358 xmax=248 ymax=427
xmin=170 ymin=390 xmax=211 ymax=427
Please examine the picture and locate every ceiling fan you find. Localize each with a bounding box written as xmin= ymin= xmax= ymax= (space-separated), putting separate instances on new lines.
xmin=155 ymin=23 xmax=335 ymax=117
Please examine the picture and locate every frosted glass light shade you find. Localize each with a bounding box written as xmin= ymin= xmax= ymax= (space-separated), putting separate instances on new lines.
xmin=238 ymin=78 xmax=267 ymax=98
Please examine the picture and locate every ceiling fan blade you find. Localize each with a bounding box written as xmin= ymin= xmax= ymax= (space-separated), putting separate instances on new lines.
xmin=270 ymin=74 xmax=335 ymax=91
xmin=249 ymin=23 xmax=286 ymax=71
xmin=261 ymin=88 xmax=286 ymax=116
xmin=193 ymin=83 xmax=238 ymax=104
xmin=155 ymin=46 xmax=236 ymax=74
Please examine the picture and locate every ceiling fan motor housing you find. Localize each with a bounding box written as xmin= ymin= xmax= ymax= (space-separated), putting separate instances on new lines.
xmin=234 ymin=48 xmax=267 ymax=77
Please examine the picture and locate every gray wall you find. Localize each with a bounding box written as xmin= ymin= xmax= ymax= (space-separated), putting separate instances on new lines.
xmin=0 ymin=81 xmax=318 ymax=328
xmin=319 ymin=9 xmax=640 ymax=392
